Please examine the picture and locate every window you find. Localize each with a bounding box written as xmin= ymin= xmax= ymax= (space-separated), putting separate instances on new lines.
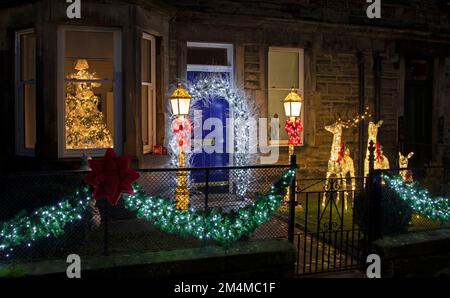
xmin=15 ymin=29 xmax=37 ymax=156
xmin=268 ymin=47 xmax=304 ymax=146
xmin=187 ymin=42 xmax=233 ymax=75
xmin=141 ymin=33 xmax=156 ymax=154
xmin=57 ymin=27 xmax=122 ymax=157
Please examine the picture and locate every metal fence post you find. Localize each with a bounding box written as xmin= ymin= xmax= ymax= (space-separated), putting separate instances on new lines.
xmin=366 ymin=140 xmax=382 ymax=253
xmin=205 ymin=169 xmax=209 ymax=211
xmin=371 ymin=170 xmax=383 ymax=241
xmin=288 ymin=154 xmax=297 ymax=243
xmin=103 ymin=199 xmax=109 ymax=256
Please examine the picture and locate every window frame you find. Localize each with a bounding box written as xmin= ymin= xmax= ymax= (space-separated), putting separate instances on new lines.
xmin=57 ymin=26 xmax=122 ymax=158
xmin=15 ymin=28 xmax=36 ymax=157
xmin=141 ymin=33 xmax=156 ymax=154
xmin=268 ymin=47 xmax=305 ymax=147
xmin=187 ymin=42 xmax=234 ymax=79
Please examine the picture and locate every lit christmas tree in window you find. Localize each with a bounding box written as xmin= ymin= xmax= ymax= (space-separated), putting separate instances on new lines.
xmin=65 ymin=59 xmax=113 ymax=149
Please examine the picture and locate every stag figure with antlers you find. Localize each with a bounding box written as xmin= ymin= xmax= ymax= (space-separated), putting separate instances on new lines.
xmin=321 ymin=122 xmax=355 ymax=211
xmin=322 ymin=109 xmax=369 ymax=210
xmin=322 ymin=121 xmax=346 ymax=208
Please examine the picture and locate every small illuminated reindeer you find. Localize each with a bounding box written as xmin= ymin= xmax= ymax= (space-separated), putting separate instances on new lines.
xmin=364 ymin=120 xmax=386 ymax=178
xmin=399 ymin=152 xmax=414 ymax=183
xmin=322 ymin=109 xmax=371 ymax=209
xmin=322 ymin=121 xmax=346 ymax=208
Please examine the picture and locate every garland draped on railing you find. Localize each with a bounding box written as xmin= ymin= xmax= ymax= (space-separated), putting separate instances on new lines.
xmin=0 ymin=187 xmax=92 ymax=255
xmin=0 ymin=169 xmax=295 ymax=254
xmin=383 ymin=174 xmax=450 ymax=223
xmin=123 ymin=168 xmax=295 ymax=246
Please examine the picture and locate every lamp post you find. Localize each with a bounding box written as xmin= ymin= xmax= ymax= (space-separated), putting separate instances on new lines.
xmin=169 ymin=83 xmax=192 ymax=211
xmin=283 ymin=88 xmax=303 ymax=203
xmin=283 ymin=88 xmax=303 ymax=156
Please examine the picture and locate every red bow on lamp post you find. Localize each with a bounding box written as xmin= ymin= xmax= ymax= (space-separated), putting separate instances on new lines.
xmin=172 ymin=117 xmax=193 ymax=148
xmin=84 ymin=148 xmax=140 ymax=206
xmin=285 ymin=118 xmax=303 ymax=146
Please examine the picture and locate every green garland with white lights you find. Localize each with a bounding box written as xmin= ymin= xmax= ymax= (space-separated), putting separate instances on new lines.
xmin=0 ymin=169 xmax=294 ymax=255
xmin=123 ymin=168 xmax=295 ymax=246
xmin=0 ymin=186 xmax=92 ymax=256
xmin=383 ymin=174 xmax=450 ymax=223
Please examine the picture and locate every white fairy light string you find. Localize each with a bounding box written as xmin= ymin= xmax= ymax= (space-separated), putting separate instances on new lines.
xmin=166 ymin=75 xmax=257 ymax=197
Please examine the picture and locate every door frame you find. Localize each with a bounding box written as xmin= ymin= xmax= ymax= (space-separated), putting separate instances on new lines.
xmin=186 ymin=42 xmax=234 ymax=166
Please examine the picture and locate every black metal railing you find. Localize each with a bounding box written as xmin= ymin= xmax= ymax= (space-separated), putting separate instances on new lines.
xmin=0 ymin=164 xmax=291 ymax=264
xmin=1 ymin=159 xmax=448 ymax=277
xmin=291 ymin=176 xmax=366 ymax=275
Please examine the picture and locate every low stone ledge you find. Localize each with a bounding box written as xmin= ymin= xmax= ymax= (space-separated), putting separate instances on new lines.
xmin=1 ymin=240 xmax=296 ymax=278
xmin=373 ymin=229 xmax=450 ymax=278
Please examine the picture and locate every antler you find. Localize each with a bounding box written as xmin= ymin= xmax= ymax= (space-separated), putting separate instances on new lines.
xmin=335 ymin=107 xmax=372 ymax=128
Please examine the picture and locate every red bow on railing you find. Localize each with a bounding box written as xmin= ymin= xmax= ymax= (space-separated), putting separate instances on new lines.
xmin=84 ymin=149 xmax=140 ymax=206
xmin=172 ymin=118 xmax=192 ymax=148
xmin=285 ymin=118 xmax=303 ymax=146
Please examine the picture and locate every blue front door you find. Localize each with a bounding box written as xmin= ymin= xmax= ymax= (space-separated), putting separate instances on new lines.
xmin=188 ymin=71 xmax=230 ymax=183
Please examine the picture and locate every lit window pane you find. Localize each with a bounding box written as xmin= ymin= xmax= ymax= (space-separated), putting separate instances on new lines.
xmin=65 ymin=59 xmax=113 ymax=81
xmin=65 ymin=81 xmax=114 ymax=149
xmin=187 ymin=47 xmax=228 ymax=66
xmin=268 ymin=89 xmax=289 ymax=140
xmin=268 ymin=51 xmax=299 ymax=89
xmin=141 ymin=39 xmax=151 ymax=83
xmin=141 ymin=35 xmax=156 ymax=154
xmin=17 ymin=31 xmax=36 ymax=153
xmin=65 ymin=31 xmax=114 ymax=59
xmin=141 ymin=85 xmax=149 ymax=146
xmin=64 ymin=30 xmax=115 ymax=150
xmin=20 ymin=33 xmax=36 ymax=81
xmin=24 ymin=84 xmax=36 ymax=149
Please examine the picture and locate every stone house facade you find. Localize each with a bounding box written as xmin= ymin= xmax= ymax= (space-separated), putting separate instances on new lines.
xmin=1 ymin=0 xmax=449 ymax=179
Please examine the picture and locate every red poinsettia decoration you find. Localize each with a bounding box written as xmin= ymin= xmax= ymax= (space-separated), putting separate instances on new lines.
xmin=84 ymin=148 xmax=140 ymax=206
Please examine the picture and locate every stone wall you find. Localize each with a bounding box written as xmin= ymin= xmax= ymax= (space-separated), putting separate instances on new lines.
xmin=168 ymin=0 xmax=450 ymax=34
xmin=373 ymin=229 xmax=450 ymax=278
xmin=1 ymin=0 xmax=449 ymax=173
xmin=168 ymin=0 xmax=450 ymax=178
xmin=2 ymin=240 xmax=296 ymax=278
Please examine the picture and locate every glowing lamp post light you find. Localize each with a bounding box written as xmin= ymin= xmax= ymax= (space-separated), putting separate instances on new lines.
xmin=283 ymin=88 xmax=303 ymax=204
xmin=284 ymin=88 xmax=303 ymax=119
xmin=170 ymin=84 xmax=192 ymax=211
xmin=283 ymin=88 xmax=303 ymax=156
xmin=170 ymin=84 xmax=192 ymax=116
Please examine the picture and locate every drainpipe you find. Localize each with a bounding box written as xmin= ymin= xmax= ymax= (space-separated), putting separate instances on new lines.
xmin=373 ymin=52 xmax=382 ymax=122
xmin=357 ymin=52 xmax=365 ymax=179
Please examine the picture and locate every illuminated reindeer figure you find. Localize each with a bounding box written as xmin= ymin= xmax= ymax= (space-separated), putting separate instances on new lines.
xmin=399 ymin=152 xmax=414 ymax=183
xmin=364 ymin=120 xmax=385 ymax=177
xmin=322 ymin=109 xmax=370 ymax=210
xmin=322 ymin=121 xmax=347 ymax=208
xmin=321 ymin=124 xmax=356 ymax=211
